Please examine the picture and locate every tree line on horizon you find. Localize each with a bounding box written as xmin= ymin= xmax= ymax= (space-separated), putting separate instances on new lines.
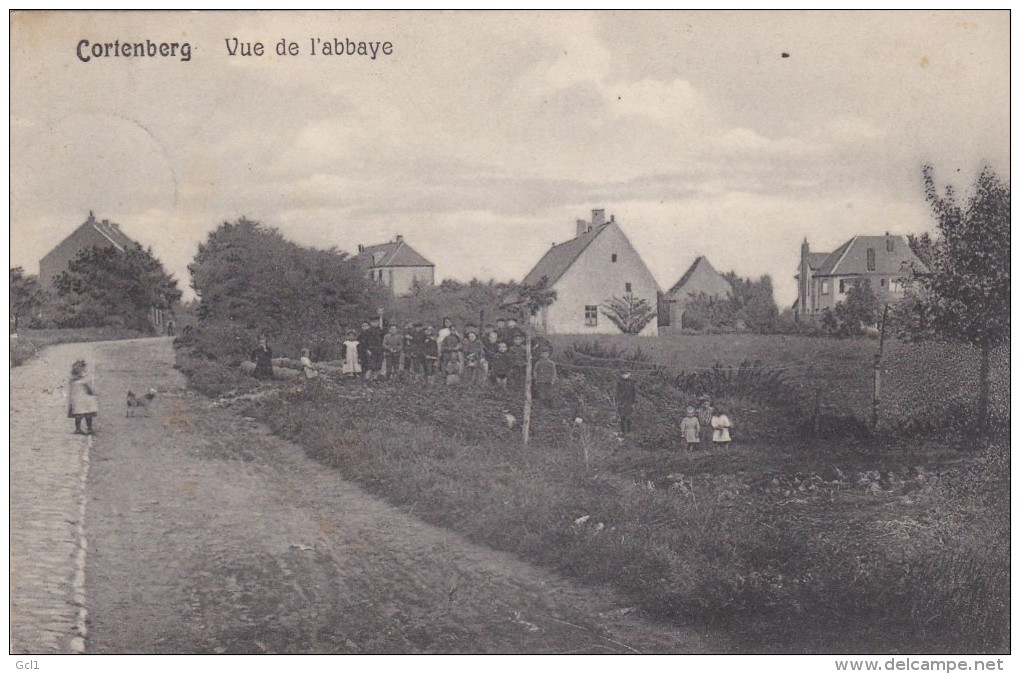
xmin=9 ymin=167 xmax=1009 ymax=431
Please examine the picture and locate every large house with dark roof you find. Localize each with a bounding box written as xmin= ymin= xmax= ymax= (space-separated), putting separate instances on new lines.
xmin=521 ymin=209 xmax=660 ymax=335
xmin=355 ymin=235 xmax=435 ymax=296
xmin=795 ymin=233 xmax=928 ymax=317
xmin=39 ymin=211 xmax=142 ymax=289
xmin=659 ymin=255 xmax=733 ymax=332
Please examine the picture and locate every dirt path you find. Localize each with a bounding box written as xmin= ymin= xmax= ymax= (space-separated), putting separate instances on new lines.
xmin=22 ymin=337 xmax=720 ymax=653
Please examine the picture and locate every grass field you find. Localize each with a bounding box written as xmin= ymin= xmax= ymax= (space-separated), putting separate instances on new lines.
xmin=10 ymin=327 xmax=150 ymax=367
xmin=549 ymin=333 xmax=1010 ymax=434
xmin=175 ymin=327 xmax=1009 ymax=653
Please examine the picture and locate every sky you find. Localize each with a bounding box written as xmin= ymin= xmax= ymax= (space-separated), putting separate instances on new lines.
xmin=9 ymin=10 xmax=1010 ymax=307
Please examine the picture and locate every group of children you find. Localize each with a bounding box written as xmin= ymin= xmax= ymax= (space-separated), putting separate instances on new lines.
xmin=680 ymin=397 xmax=733 ymax=450
xmin=334 ymin=316 xmax=552 ymax=387
xmin=615 ymin=372 xmax=733 ymax=449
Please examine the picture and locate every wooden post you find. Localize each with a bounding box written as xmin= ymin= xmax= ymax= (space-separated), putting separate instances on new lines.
xmin=872 ymin=303 xmax=889 ymax=432
xmin=813 ymin=389 xmax=821 ymax=438
xmin=522 ymin=330 xmax=533 ymax=447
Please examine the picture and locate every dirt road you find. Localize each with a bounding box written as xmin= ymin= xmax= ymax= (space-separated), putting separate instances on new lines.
xmin=14 ymin=337 xmax=718 ymax=654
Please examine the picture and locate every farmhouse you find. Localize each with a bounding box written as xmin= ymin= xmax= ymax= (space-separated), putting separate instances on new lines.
xmin=38 ymin=211 xmax=174 ymax=329
xmin=355 ymin=235 xmax=435 ymax=296
xmin=39 ymin=211 xmax=141 ymax=289
xmin=658 ymin=255 xmax=733 ymax=332
xmin=795 ymin=234 xmax=928 ymax=317
xmin=522 ymin=209 xmax=660 ymax=335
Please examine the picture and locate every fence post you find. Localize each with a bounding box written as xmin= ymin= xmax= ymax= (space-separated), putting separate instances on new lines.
xmin=522 ymin=331 xmax=533 ymax=447
xmin=813 ymin=389 xmax=821 ymax=437
xmin=872 ymin=303 xmax=889 ymax=432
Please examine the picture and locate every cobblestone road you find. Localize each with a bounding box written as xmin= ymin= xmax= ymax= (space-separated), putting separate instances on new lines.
xmin=10 ymin=340 xmax=99 ymax=654
xmin=13 ymin=337 xmax=720 ymax=654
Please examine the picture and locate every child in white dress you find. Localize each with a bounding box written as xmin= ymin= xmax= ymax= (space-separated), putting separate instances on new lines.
xmin=711 ymin=405 xmax=733 ymax=448
xmin=341 ymin=330 xmax=362 ymax=377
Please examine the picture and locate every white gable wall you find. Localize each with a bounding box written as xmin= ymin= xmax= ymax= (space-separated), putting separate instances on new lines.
xmin=537 ymin=224 xmax=660 ymax=335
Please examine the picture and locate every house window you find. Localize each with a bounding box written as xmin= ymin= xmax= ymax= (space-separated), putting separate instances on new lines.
xmin=839 ymin=279 xmax=846 ymax=294
xmin=880 ymin=278 xmax=886 ymax=287
xmin=584 ymin=305 xmax=598 ymax=327
xmin=625 ymin=282 xmax=632 ymax=293
xmin=886 ymin=238 xmax=895 ymax=252
xmin=867 ymin=248 xmax=876 ymax=271
xmin=820 ymin=280 xmax=830 ymax=295
xmin=890 ymin=278 xmax=904 ymax=293
xmin=611 ymin=253 xmax=618 ymax=263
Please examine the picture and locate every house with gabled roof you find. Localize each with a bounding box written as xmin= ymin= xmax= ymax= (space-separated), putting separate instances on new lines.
xmin=355 ymin=234 xmax=435 ymax=296
xmin=795 ymin=233 xmax=929 ymax=317
xmin=659 ymin=255 xmax=733 ymax=331
xmin=521 ymin=208 xmax=660 ymax=335
xmin=39 ymin=211 xmax=142 ymax=289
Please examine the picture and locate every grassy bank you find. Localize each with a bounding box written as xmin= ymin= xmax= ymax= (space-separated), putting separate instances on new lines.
xmin=10 ymin=327 xmax=151 ymax=367
xmin=550 ymin=334 xmax=1010 ymax=435
xmin=177 ymin=344 xmax=1009 ymax=653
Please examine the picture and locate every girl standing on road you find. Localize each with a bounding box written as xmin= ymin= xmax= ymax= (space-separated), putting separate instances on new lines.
xmin=68 ymin=360 xmax=98 ymax=435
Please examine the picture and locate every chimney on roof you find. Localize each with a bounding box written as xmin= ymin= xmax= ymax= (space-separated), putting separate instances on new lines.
xmin=591 ymin=208 xmax=606 ymax=227
xmin=358 ymin=244 xmax=365 ymax=253
xmin=576 ymin=219 xmax=589 ymax=238
xmin=395 ymin=234 xmax=403 ymax=243
xmin=610 ymin=214 xmax=615 ymax=223
xmin=101 ymin=219 xmax=109 ymax=227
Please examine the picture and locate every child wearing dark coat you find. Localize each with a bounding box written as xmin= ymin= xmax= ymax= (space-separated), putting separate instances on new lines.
xmin=508 ymin=334 xmax=527 ymax=385
xmin=615 ymin=371 xmax=637 ymax=436
xmin=462 ymin=328 xmax=484 ymax=385
xmin=382 ymin=324 xmax=404 ymax=380
xmin=531 ymin=349 xmax=557 ymax=405
xmin=422 ymin=325 xmax=440 ymax=384
xmin=490 ymin=342 xmax=510 ymax=387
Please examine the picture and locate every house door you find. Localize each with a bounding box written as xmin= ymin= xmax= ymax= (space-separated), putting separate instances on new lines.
xmin=657 ymin=292 xmax=672 ymax=328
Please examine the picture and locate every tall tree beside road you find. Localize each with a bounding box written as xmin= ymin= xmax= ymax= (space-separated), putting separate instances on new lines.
xmin=53 ymin=246 xmax=180 ymax=332
xmin=906 ymin=166 xmax=1010 ymax=435
xmin=10 ymin=267 xmax=46 ymax=332
xmin=188 ymin=217 xmax=380 ymax=359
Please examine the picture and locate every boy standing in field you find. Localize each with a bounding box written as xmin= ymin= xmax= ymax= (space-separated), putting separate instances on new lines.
xmin=681 ymin=406 xmax=701 ymax=452
xmin=490 ymin=341 xmax=510 ymax=387
xmin=482 ymin=327 xmax=500 ymax=383
xmin=698 ymin=397 xmax=715 ymax=447
xmin=508 ymin=333 xmax=527 ymax=385
xmin=531 ymin=348 xmax=557 ymax=405
xmin=382 ymin=323 xmax=404 ymax=380
xmin=462 ymin=326 xmax=484 ymax=385
xmin=615 ymin=371 xmax=636 ymax=436
xmin=422 ymin=325 xmax=440 ymax=384
xmin=406 ymin=322 xmax=424 ymax=378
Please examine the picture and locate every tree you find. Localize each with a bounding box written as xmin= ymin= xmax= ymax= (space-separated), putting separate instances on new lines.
xmin=188 ymin=217 xmax=381 ymax=359
xmin=600 ymin=293 xmax=657 ymax=334
xmin=833 ymin=279 xmax=880 ymax=336
xmin=501 ymin=276 xmax=558 ymax=446
xmin=907 ymin=232 xmax=936 ymax=269
xmin=53 ymin=246 xmax=180 ymax=332
xmin=909 ymin=166 xmax=1010 ymax=434
xmin=10 ymin=267 xmax=46 ymax=332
